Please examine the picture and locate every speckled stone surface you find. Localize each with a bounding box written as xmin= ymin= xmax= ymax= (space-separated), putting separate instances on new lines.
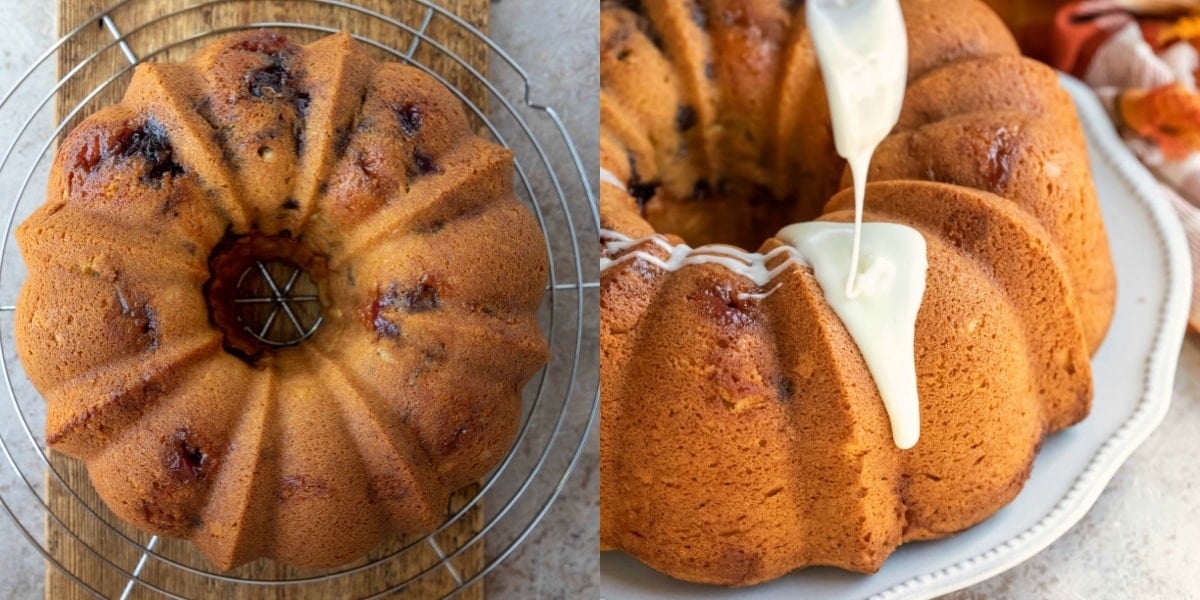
xmin=945 ymin=336 xmax=1200 ymax=600
xmin=0 ymin=0 xmax=598 ymax=598
xmin=483 ymin=1 xmax=598 ymax=598
xmin=0 ymin=5 xmax=59 ymax=599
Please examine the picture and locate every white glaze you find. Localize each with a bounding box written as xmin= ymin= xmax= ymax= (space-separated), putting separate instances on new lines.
xmin=601 ymin=225 xmax=927 ymax=449
xmin=600 ymin=230 xmax=800 ymax=288
xmin=737 ymin=283 xmax=783 ymax=302
xmin=807 ymin=0 xmax=908 ymax=297
xmin=599 ymin=167 xmax=625 ymax=190
xmin=777 ymin=223 xmax=926 ymax=449
xmin=602 ymin=0 xmax=928 ymax=449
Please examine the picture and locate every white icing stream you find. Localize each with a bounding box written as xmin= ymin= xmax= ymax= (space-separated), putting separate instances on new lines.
xmin=807 ymin=0 xmax=908 ymax=298
xmin=602 ymin=0 xmax=927 ymax=448
xmin=777 ymin=223 xmax=926 ymax=449
xmin=600 ymin=230 xmax=803 ymax=288
xmin=600 ymin=226 xmax=926 ymax=449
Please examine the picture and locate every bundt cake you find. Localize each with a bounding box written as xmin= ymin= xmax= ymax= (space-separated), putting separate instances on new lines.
xmin=599 ymin=0 xmax=1116 ymax=587
xmin=16 ymin=31 xmax=549 ymax=569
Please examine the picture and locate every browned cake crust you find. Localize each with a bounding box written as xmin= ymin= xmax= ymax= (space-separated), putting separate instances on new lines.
xmin=599 ymin=0 xmax=1115 ymax=587
xmin=15 ymin=31 xmax=548 ymax=570
xmin=863 ymin=53 xmax=1115 ymax=352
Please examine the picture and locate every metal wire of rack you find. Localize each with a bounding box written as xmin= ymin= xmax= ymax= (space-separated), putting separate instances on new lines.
xmin=0 ymin=1 xmax=598 ymax=598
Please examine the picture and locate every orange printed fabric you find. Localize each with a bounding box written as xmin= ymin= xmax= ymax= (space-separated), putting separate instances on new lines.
xmin=1008 ymin=0 xmax=1200 ymax=330
xmin=1118 ymin=82 xmax=1200 ymax=159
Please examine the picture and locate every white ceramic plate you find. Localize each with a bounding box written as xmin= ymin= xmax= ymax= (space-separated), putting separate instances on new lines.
xmin=599 ymin=74 xmax=1193 ymax=600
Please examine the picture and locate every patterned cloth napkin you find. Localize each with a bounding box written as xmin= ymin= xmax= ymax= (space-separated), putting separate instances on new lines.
xmin=1034 ymin=1 xmax=1200 ymax=331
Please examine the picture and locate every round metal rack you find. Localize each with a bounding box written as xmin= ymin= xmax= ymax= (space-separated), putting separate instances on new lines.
xmin=0 ymin=1 xmax=598 ymax=598
xmin=233 ymin=261 xmax=325 ymax=348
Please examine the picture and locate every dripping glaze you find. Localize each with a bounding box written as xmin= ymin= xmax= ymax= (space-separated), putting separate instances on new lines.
xmin=807 ymin=0 xmax=909 ymax=298
xmin=601 ymin=0 xmax=928 ymax=449
xmin=601 ymin=225 xmax=926 ymax=449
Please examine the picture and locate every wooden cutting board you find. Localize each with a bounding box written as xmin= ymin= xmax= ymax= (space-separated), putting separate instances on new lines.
xmin=47 ymin=1 xmax=489 ymax=598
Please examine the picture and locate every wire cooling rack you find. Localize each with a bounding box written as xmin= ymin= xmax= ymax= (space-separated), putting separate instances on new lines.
xmin=0 ymin=1 xmax=598 ymax=598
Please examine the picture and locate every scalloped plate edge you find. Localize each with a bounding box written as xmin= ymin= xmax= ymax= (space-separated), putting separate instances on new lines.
xmin=870 ymin=73 xmax=1193 ymax=600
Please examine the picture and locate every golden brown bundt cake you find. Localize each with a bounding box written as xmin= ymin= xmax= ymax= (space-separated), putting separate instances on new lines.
xmin=863 ymin=54 xmax=1115 ymax=352
xmin=16 ymin=30 xmax=548 ymax=569
xmin=599 ymin=0 xmax=1115 ymax=587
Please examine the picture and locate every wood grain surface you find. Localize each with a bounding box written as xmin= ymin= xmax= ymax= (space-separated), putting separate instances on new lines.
xmin=46 ymin=1 xmax=489 ymax=598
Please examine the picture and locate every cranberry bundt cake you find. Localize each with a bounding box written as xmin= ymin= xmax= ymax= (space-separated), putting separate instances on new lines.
xmin=16 ymin=31 xmax=548 ymax=569
xmin=600 ymin=0 xmax=1116 ymax=587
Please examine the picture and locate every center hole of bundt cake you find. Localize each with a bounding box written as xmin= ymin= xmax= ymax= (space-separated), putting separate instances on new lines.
xmin=638 ymin=180 xmax=825 ymax=250
xmin=205 ymin=233 xmax=326 ymax=361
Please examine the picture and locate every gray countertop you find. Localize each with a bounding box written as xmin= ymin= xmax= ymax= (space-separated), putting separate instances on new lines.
xmin=945 ymin=336 xmax=1200 ymax=600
